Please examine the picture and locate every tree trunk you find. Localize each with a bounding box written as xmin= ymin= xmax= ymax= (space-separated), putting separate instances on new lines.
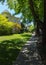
xmin=29 ymin=0 xmax=41 ymax=36
xmin=39 ymin=0 xmax=46 ymax=64
xmin=40 ymin=22 xmax=46 ymax=65
xmin=29 ymin=0 xmax=46 ymax=64
xmin=36 ymin=22 xmax=40 ymax=36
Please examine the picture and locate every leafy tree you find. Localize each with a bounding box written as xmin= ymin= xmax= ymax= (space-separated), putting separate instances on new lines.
xmin=3 ymin=0 xmax=43 ymax=38
xmin=6 ymin=0 xmax=43 ymax=35
xmin=0 ymin=0 xmax=43 ymax=21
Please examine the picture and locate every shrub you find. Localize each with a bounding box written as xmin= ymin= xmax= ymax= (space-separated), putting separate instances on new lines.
xmin=0 ymin=22 xmax=12 ymax=35
xmin=0 ymin=14 xmax=9 ymax=35
xmin=0 ymin=14 xmax=22 ymax=35
xmin=13 ymin=23 xmax=22 ymax=33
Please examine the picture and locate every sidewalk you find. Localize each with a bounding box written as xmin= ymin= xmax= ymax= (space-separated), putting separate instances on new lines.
xmin=13 ymin=35 xmax=44 ymax=65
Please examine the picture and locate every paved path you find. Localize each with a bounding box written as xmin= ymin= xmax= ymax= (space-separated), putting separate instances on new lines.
xmin=13 ymin=35 xmax=44 ymax=65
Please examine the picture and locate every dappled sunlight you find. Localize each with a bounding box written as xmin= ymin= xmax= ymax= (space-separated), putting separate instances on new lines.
xmin=0 ymin=33 xmax=31 ymax=42
xmin=0 ymin=39 xmax=24 ymax=65
xmin=14 ymin=36 xmax=43 ymax=65
xmin=0 ymin=33 xmax=31 ymax=65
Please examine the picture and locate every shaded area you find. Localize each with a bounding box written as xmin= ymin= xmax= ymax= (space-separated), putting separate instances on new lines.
xmin=0 ymin=39 xmax=25 ymax=65
xmin=14 ymin=35 xmax=44 ymax=65
xmin=21 ymin=33 xmax=32 ymax=38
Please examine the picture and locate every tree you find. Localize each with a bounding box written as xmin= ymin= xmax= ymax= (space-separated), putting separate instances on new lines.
xmin=8 ymin=0 xmax=43 ymax=35
xmin=0 ymin=0 xmax=43 ymax=21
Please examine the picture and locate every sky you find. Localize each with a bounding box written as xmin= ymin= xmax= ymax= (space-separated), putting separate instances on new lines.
xmin=0 ymin=1 xmax=22 ymax=18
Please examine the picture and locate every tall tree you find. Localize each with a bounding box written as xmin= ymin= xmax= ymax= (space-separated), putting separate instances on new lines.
xmin=8 ymin=0 xmax=43 ymax=35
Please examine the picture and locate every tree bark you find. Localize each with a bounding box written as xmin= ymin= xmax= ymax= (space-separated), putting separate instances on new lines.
xmin=41 ymin=0 xmax=46 ymax=64
xmin=29 ymin=0 xmax=46 ymax=64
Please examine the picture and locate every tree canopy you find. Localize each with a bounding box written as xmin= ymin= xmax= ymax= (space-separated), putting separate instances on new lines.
xmin=0 ymin=0 xmax=44 ymax=22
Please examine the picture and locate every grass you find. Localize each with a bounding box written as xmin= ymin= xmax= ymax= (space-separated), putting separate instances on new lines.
xmin=0 ymin=33 xmax=31 ymax=42
xmin=0 ymin=32 xmax=32 ymax=65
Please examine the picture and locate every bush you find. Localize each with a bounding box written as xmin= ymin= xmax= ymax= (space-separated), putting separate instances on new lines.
xmin=13 ymin=23 xmax=22 ymax=33
xmin=0 ymin=22 xmax=12 ymax=35
xmin=0 ymin=14 xmax=22 ymax=35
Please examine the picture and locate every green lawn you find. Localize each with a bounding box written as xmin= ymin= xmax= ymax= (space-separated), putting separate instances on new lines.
xmin=0 ymin=33 xmax=32 ymax=65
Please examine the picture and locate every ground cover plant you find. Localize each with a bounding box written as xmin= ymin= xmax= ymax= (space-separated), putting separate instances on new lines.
xmin=0 ymin=33 xmax=32 ymax=65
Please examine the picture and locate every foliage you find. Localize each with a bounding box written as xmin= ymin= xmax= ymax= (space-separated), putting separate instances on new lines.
xmin=0 ymin=14 xmax=9 ymax=35
xmin=33 ymin=0 xmax=44 ymax=20
xmin=0 ymin=0 xmax=44 ymax=37
xmin=13 ymin=22 xmax=22 ymax=33
xmin=0 ymin=33 xmax=31 ymax=65
xmin=0 ymin=32 xmax=31 ymax=42
xmin=6 ymin=0 xmax=33 ymax=20
xmin=1 ymin=0 xmax=43 ymax=21
xmin=0 ymin=14 xmax=22 ymax=35
xmin=28 ymin=25 xmax=35 ymax=32
xmin=0 ymin=0 xmax=44 ymax=22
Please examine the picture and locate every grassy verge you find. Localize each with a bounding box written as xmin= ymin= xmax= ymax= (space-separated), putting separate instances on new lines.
xmin=0 ymin=33 xmax=32 ymax=65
